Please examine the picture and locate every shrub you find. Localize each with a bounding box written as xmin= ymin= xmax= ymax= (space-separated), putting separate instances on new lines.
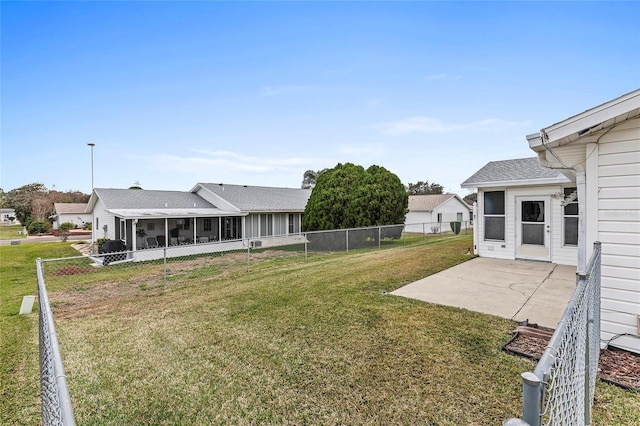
xmin=83 ymin=222 xmax=92 ymax=230
xmin=58 ymin=222 xmax=75 ymax=242
xmin=96 ymin=238 xmax=109 ymax=253
xmin=27 ymin=220 xmax=51 ymax=235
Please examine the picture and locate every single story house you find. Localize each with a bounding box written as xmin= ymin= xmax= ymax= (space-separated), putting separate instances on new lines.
xmin=463 ymin=89 xmax=639 ymax=354
xmin=52 ymin=203 xmax=91 ymax=229
xmin=86 ymin=183 xmax=311 ymax=260
xmin=404 ymin=194 xmax=472 ymax=234
xmin=1 ymin=208 xmax=17 ymax=225
xmin=460 ymin=157 xmax=576 ymax=265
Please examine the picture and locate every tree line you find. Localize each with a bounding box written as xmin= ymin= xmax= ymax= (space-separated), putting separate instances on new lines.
xmin=0 ymin=183 xmax=90 ymax=228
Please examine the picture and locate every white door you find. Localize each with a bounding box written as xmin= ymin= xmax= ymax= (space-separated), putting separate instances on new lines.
xmin=516 ymin=196 xmax=551 ymax=261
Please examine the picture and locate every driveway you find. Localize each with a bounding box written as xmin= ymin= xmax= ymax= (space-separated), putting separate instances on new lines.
xmin=391 ymin=257 xmax=576 ymax=329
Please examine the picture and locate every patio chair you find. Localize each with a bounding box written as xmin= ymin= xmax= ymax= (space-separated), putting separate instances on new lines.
xmin=156 ymin=235 xmax=166 ymax=247
xmin=146 ymin=237 xmax=158 ymax=249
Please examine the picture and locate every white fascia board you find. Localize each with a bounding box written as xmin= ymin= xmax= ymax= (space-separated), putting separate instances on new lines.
xmin=193 ymin=185 xmax=242 ymax=213
xmin=109 ymin=208 xmax=247 ymax=219
xmin=461 ymin=176 xmax=572 ymax=189
xmin=86 ymin=191 xmax=99 ymax=213
xmin=529 ymin=90 xmax=640 ymax=150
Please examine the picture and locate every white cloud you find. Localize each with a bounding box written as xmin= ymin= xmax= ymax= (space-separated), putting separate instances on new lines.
xmin=380 ymin=116 xmax=531 ymax=135
xmin=133 ymin=149 xmax=326 ymax=177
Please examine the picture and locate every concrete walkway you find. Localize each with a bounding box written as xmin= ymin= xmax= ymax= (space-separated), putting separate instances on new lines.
xmin=391 ymin=257 xmax=577 ymax=329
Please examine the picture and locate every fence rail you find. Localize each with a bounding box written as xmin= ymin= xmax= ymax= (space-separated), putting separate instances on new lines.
xmin=35 ymin=224 xmax=470 ymax=424
xmin=37 ymin=258 xmax=76 ymax=426
xmin=505 ymin=242 xmax=602 ymax=426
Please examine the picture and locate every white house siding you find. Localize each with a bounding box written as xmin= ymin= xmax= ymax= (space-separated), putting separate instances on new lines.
xmin=92 ymin=199 xmax=115 ymax=241
xmin=476 ymin=186 xmax=577 ymax=265
xmin=405 ymin=212 xmax=434 ymax=233
xmin=596 ymin=118 xmax=640 ymax=353
xmin=434 ymin=197 xmax=471 ymax=223
xmin=405 ymin=197 xmax=471 ymax=234
xmin=54 ymin=213 xmax=92 ymax=229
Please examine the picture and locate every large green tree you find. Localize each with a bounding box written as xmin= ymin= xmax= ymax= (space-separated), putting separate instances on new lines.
xmin=3 ymin=183 xmax=48 ymax=225
xmin=2 ymin=183 xmax=90 ymax=225
xmin=303 ymin=163 xmax=408 ymax=231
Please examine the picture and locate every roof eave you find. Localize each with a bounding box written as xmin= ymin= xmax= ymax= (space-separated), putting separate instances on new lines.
xmin=461 ymin=176 xmax=573 ymax=189
xmin=529 ymin=89 xmax=640 ymax=150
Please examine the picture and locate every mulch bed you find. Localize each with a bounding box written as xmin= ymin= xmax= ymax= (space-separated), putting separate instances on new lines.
xmin=503 ymin=324 xmax=640 ymax=391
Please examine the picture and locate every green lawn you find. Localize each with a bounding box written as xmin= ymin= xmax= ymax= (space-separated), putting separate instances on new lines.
xmin=1 ymin=235 xmax=638 ymax=424
xmin=0 ymin=224 xmax=27 ymax=240
xmin=0 ymin=241 xmax=80 ymax=423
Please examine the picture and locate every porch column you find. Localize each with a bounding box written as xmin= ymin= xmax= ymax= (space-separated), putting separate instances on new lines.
xmin=165 ymin=218 xmax=169 ymax=247
xmin=193 ymin=217 xmax=197 ymax=242
xmin=132 ymin=219 xmax=138 ymax=251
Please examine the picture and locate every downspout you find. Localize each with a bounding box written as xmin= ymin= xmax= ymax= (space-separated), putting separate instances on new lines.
xmin=537 ymin=131 xmax=587 ymax=275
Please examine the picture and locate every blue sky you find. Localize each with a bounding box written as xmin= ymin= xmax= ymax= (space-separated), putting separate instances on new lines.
xmin=2 ymin=1 xmax=639 ymax=196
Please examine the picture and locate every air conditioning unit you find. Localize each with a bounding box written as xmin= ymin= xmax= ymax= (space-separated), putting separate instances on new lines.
xmin=250 ymin=240 xmax=262 ymax=248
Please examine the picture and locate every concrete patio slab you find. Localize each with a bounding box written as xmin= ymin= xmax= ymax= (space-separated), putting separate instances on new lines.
xmin=391 ymin=257 xmax=576 ymax=329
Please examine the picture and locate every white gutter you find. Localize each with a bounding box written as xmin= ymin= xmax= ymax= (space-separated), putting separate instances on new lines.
xmin=537 ymin=131 xmax=587 ymax=275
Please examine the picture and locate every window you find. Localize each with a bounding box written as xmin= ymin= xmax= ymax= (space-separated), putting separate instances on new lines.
xmin=289 ymin=214 xmax=295 ymax=234
xmin=437 ymin=213 xmax=443 ymax=223
xmin=521 ymin=201 xmax=545 ymax=246
xmin=563 ymin=187 xmax=578 ymax=246
xmin=260 ymin=214 xmax=273 ymax=237
xmin=203 ymin=218 xmax=212 ymax=232
xmin=457 ymin=212 xmax=463 ymax=222
xmin=147 ymin=223 xmax=155 ymax=231
xmin=484 ymin=191 xmax=505 ymax=241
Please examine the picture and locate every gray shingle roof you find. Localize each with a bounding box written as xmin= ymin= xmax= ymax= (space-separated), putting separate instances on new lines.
xmin=461 ymin=157 xmax=571 ymax=188
xmin=94 ymin=188 xmax=215 ymax=209
xmin=197 ymin=183 xmax=311 ymax=212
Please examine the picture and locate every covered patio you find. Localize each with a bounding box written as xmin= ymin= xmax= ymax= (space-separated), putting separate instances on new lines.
xmin=111 ymin=209 xmax=246 ymax=251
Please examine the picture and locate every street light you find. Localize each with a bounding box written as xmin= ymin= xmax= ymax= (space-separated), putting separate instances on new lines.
xmin=87 ymin=143 xmax=95 ymax=190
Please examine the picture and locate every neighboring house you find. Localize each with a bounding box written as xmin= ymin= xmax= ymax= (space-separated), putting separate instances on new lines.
xmin=460 ymin=157 xmax=576 ymax=265
xmin=405 ymin=194 xmax=472 ymax=234
xmin=462 ymin=89 xmax=640 ymax=354
xmin=0 ymin=208 xmax=17 ymax=225
xmin=86 ymin=184 xmax=311 ymax=254
xmin=52 ymin=203 xmax=91 ymax=229
xmin=192 ymin=183 xmax=311 ymax=239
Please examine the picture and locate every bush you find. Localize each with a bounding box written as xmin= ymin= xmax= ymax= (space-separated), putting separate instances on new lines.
xmin=58 ymin=222 xmax=74 ymax=242
xmin=83 ymin=222 xmax=92 ymax=230
xmin=96 ymin=238 xmax=109 ymax=253
xmin=27 ymin=220 xmax=51 ymax=235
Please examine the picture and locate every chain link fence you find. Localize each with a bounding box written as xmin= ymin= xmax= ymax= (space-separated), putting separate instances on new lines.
xmin=42 ymin=223 xmax=471 ymax=288
xmin=37 ymin=258 xmax=76 ymax=426
xmin=36 ymin=223 xmax=470 ymax=424
xmin=505 ymin=242 xmax=602 ymax=426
